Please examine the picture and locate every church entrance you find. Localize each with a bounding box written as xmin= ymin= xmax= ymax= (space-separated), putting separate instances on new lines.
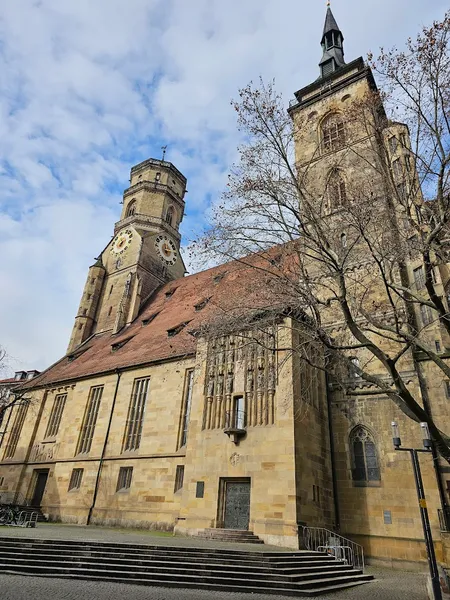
xmin=30 ymin=470 xmax=49 ymax=506
xmin=219 ymin=478 xmax=251 ymax=530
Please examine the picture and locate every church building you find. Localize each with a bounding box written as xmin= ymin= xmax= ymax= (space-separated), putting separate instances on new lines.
xmin=1 ymin=7 xmax=450 ymax=568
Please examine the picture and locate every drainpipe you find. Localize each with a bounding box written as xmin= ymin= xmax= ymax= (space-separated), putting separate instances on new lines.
xmin=325 ymin=372 xmax=340 ymax=531
xmin=86 ymin=369 xmax=121 ymax=526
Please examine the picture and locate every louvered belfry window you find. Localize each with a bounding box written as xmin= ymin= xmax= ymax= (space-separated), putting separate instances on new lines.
xmin=45 ymin=394 xmax=67 ymax=438
xmin=122 ymin=378 xmax=150 ymax=452
xmin=3 ymin=401 xmax=29 ymax=459
xmin=76 ymin=386 xmax=103 ymax=455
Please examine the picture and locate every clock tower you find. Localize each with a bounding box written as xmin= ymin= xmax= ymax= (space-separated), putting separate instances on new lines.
xmin=67 ymin=158 xmax=187 ymax=353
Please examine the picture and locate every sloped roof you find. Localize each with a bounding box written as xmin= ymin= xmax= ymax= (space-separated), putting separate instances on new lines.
xmin=24 ymin=249 xmax=293 ymax=389
xmin=322 ymin=7 xmax=342 ymax=41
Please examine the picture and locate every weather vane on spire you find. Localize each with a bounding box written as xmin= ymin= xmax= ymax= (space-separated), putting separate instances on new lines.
xmin=161 ymin=145 xmax=167 ymax=161
xmin=327 ymin=0 xmax=331 ymax=6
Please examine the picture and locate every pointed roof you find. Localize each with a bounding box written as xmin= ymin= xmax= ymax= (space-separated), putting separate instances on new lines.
xmin=322 ymin=6 xmax=343 ymax=42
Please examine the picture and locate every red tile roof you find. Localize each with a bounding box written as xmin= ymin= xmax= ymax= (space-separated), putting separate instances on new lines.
xmin=0 ymin=378 xmax=20 ymax=385
xmin=24 ymin=250 xmax=291 ymax=389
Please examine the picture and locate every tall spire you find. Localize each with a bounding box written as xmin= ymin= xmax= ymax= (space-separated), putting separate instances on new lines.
xmin=319 ymin=5 xmax=346 ymax=79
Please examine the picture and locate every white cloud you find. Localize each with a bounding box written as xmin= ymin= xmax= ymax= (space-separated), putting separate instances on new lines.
xmin=0 ymin=0 xmax=447 ymax=372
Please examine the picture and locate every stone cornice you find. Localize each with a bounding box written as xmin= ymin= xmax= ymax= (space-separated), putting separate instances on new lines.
xmin=123 ymin=181 xmax=185 ymax=208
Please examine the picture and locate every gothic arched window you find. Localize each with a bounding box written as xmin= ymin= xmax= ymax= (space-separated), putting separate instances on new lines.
xmin=126 ymin=200 xmax=136 ymax=218
xmin=321 ymin=113 xmax=346 ymax=152
xmin=165 ymin=205 xmax=175 ymax=226
xmin=327 ymin=169 xmax=347 ymax=210
xmin=350 ymin=426 xmax=380 ymax=483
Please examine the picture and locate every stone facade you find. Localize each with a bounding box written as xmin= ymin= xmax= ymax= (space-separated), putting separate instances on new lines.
xmin=1 ymin=7 xmax=450 ymax=568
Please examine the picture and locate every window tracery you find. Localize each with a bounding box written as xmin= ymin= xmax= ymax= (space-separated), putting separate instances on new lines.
xmin=321 ymin=113 xmax=346 ymax=152
xmin=350 ymin=426 xmax=380 ymax=482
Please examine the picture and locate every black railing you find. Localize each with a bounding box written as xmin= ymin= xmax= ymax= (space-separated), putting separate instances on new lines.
xmin=438 ymin=507 xmax=450 ymax=531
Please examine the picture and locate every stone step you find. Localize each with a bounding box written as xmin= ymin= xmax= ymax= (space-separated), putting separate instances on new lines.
xmin=197 ymin=529 xmax=263 ymax=543
xmin=0 ymin=543 xmax=342 ymax=568
xmin=0 ymin=569 xmax=372 ymax=597
xmin=0 ymin=548 xmax=350 ymax=573
xmin=0 ymin=537 xmax=373 ymax=595
xmin=0 ymin=538 xmax=335 ymax=561
xmin=0 ymin=561 xmax=373 ymax=592
xmin=0 ymin=555 xmax=358 ymax=583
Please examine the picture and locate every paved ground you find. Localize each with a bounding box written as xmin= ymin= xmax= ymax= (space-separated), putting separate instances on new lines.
xmin=0 ymin=569 xmax=428 ymax=600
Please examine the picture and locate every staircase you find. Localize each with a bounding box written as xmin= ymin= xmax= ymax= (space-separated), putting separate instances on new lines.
xmin=0 ymin=536 xmax=373 ymax=595
xmin=196 ymin=528 xmax=263 ymax=544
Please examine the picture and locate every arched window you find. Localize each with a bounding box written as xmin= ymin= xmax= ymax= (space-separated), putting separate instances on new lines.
xmin=349 ymin=356 xmax=360 ymax=377
xmin=126 ymin=200 xmax=136 ymax=218
xmin=340 ymin=232 xmax=347 ymax=248
xmin=165 ymin=205 xmax=175 ymax=226
xmin=322 ymin=113 xmax=346 ymax=152
xmin=327 ymin=169 xmax=347 ymax=210
xmin=350 ymin=426 xmax=380 ymax=482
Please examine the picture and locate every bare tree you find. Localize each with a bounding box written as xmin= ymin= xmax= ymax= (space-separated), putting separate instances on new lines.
xmin=195 ymin=12 xmax=450 ymax=461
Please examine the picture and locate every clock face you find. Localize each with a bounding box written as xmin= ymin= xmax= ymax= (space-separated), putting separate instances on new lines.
xmin=110 ymin=229 xmax=133 ymax=255
xmin=155 ymin=235 xmax=178 ymax=265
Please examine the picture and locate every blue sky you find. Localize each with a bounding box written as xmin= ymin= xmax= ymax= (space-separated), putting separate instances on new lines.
xmin=0 ymin=0 xmax=447 ymax=373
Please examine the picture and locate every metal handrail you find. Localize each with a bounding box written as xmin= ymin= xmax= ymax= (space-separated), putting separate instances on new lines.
xmin=301 ymin=526 xmax=365 ymax=571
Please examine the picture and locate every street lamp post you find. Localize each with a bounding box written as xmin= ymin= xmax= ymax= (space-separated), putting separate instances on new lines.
xmin=391 ymin=421 xmax=443 ymax=600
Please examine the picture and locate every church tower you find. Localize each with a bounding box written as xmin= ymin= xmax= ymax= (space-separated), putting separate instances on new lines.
xmin=67 ymin=158 xmax=187 ymax=353
xmin=288 ymin=5 xmax=414 ymax=220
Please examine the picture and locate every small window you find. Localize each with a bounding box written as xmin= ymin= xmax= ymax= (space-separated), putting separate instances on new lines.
xmin=165 ymin=288 xmax=176 ymax=299
xmin=126 ymin=200 xmax=136 ymax=218
xmin=349 ymin=357 xmax=360 ymax=378
xmin=350 ymin=426 xmax=380 ymax=483
xmin=109 ymin=285 xmax=113 ymax=296
xmin=392 ymin=158 xmax=402 ymax=179
xmin=388 ymin=136 xmax=398 ymax=154
xmin=116 ymin=467 xmax=133 ymax=491
xmin=405 ymin=155 xmax=412 ymax=172
xmin=228 ymin=396 xmax=246 ymax=429
xmin=165 ymin=206 xmax=175 ymax=226
xmin=327 ymin=169 xmax=346 ymax=209
xmin=108 ymin=306 xmax=113 ymax=316
xmin=413 ymin=266 xmax=426 ymax=290
xmin=435 ymin=340 xmax=442 ymax=353
xmin=68 ymin=468 xmax=83 ymax=491
xmin=322 ymin=113 xmax=345 ymax=152
xmin=196 ymin=481 xmax=205 ymax=498
xmin=174 ymin=465 xmax=184 ymax=493
xmin=445 ymin=381 xmax=450 ymax=399
xmin=142 ymin=312 xmax=160 ymax=326
xmin=420 ymin=304 xmax=433 ymax=326
xmin=111 ymin=336 xmax=134 ymax=352
xmin=340 ymin=233 xmax=347 ymax=248
xmin=194 ymin=298 xmax=210 ymax=312
xmin=0 ymin=476 xmax=4 ymax=486
xmin=167 ymin=322 xmax=190 ymax=337
xmin=155 ymin=172 xmax=161 ymax=182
